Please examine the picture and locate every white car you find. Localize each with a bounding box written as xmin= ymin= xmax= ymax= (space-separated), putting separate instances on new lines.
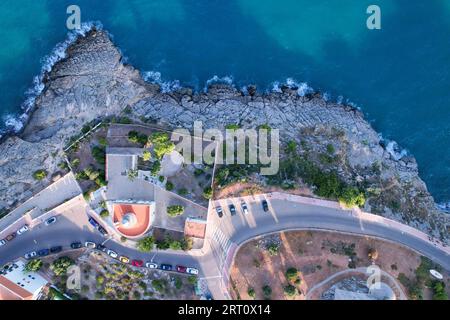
xmin=107 ymin=249 xmax=118 ymax=258
xmin=16 ymin=225 xmax=29 ymax=235
xmin=241 ymin=201 xmax=249 ymax=215
xmin=24 ymin=251 xmax=37 ymax=259
xmin=45 ymin=216 xmax=57 ymax=226
xmin=146 ymin=262 xmax=158 ymax=269
xmin=0 ymin=239 xmax=6 ymax=247
xmin=186 ymin=267 xmax=199 ymax=275
xmin=85 ymin=241 xmax=96 ymax=249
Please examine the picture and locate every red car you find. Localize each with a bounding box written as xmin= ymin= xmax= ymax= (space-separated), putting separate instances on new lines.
xmin=132 ymin=259 xmax=144 ymax=267
xmin=176 ymin=265 xmax=187 ymax=273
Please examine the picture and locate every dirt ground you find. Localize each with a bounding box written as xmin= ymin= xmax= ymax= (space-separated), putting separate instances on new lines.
xmin=214 ymin=180 xmax=314 ymax=200
xmin=229 ymin=231 xmax=450 ymax=300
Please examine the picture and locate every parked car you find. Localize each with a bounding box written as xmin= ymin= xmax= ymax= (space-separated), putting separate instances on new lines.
xmin=262 ymin=199 xmax=269 ymax=212
xmin=50 ymin=246 xmax=62 ymax=254
xmin=37 ymin=249 xmax=50 ymax=257
xmin=215 ymin=206 xmax=223 ymax=218
xmin=119 ymin=256 xmax=130 ymax=264
xmin=5 ymin=233 xmax=15 ymax=241
xmin=88 ymin=217 xmax=100 ymax=228
xmin=132 ymin=259 xmax=144 ymax=267
xmin=241 ymin=201 xmax=249 ymax=215
xmin=85 ymin=241 xmax=96 ymax=249
xmin=97 ymin=226 xmax=108 ymax=236
xmin=176 ymin=265 xmax=187 ymax=273
xmin=96 ymin=244 xmax=106 ymax=252
xmin=70 ymin=242 xmax=82 ymax=249
xmin=107 ymin=250 xmax=118 ymax=258
xmin=24 ymin=251 xmax=37 ymax=259
xmin=146 ymin=262 xmax=158 ymax=269
xmin=16 ymin=225 xmax=29 ymax=235
xmin=228 ymin=204 xmax=236 ymax=216
xmin=45 ymin=216 xmax=57 ymax=226
xmin=186 ymin=267 xmax=199 ymax=275
xmin=160 ymin=264 xmax=173 ymax=271
xmin=0 ymin=239 xmax=6 ymax=247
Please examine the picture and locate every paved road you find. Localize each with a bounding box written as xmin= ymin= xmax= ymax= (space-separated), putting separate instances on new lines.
xmin=1 ymin=192 xmax=449 ymax=301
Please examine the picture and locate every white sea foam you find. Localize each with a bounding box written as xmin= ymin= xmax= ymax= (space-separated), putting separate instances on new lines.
xmin=142 ymin=71 xmax=181 ymax=93
xmin=437 ymin=202 xmax=450 ymax=213
xmin=3 ymin=114 xmax=24 ymax=132
xmin=203 ymin=75 xmax=234 ymax=92
xmin=385 ymin=141 xmax=408 ymax=161
xmin=270 ymin=78 xmax=313 ymax=97
xmin=2 ymin=21 xmax=102 ymax=134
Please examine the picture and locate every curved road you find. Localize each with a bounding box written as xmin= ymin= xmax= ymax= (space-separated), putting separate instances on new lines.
xmin=0 ymin=192 xmax=448 ymax=300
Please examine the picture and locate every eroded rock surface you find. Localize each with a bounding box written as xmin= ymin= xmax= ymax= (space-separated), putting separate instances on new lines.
xmin=0 ymin=29 xmax=447 ymax=240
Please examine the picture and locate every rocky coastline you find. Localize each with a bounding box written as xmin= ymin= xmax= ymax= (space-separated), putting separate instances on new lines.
xmin=0 ymin=28 xmax=448 ymax=241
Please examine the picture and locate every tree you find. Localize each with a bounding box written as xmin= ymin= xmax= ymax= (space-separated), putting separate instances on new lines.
xmin=50 ymin=257 xmax=74 ymax=276
xmin=165 ymin=181 xmax=174 ymax=191
xmin=136 ymin=236 xmax=155 ymax=252
xmin=149 ymin=132 xmax=175 ymax=159
xmin=285 ymin=140 xmax=297 ymax=153
xmin=432 ymin=281 xmax=448 ymax=300
xmin=167 ymin=205 xmax=184 ymax=217
xmin=247 ymin=287 xmax=256 ymax=299
xmin=24 ymin=259 xmax=43 ymax=272
xmin=33 ymin=169 xmax=47 ymax=181
xmin=150 ymin=160 xmax=161 ymax=176
xmin=128 ymin=131 xmax=140 ymax=143
xmin=127 ymin=169 xmax=138 ymax=181
xmin=188 ymin=276 xmax=197 ymax=285
xmin=202 ymin=186 xmax=213 ymax=200
xmin=142 ymin=150 xmax=152 ymax=162
xmin=100 ymin=209 xmax=109 ymax=218
xmin=91 ymin=146 xmax=106 ymax=165
xmin=285 ymin=267 xmax=298 ymax=282
xmin=267 ymin=243 xmax=279 ymax=256
xmin=339 ymin=187 xmax=366 ymax=208
xmin=262 ymin=285 xmax=272 ymax=298
xmin=284 ymin=284 xmax=297 ymax=297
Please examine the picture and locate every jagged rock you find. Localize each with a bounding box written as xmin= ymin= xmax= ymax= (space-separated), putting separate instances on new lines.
xmin=0 ymin=28 xmax=447 ymax=240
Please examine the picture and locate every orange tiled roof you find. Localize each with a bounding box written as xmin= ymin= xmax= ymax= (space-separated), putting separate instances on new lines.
xmin=0 ymin=276 xmax=33 ymax=300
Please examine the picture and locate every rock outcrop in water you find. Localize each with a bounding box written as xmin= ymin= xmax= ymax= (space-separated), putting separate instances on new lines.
xmin=0 ymin=29 xmax=448 ymax=240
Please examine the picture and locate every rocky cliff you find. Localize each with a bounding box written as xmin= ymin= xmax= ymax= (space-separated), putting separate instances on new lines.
xmin=0 ymin=29 xmax=447 ymax=240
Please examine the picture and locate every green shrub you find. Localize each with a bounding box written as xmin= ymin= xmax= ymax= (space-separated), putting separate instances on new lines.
xmin=91 ymin=146 xmax=106 ymax=164
xmin=165 ymin=181 xmax=174 ymax=191
xmin=225 ymin=124 xmax=240 ymax=130
xmin=71 ymin=158 xmax=81 ymax=168
xmin=33 ymin=169 xmax=47 ymax=181
xmin=100 ymin=209 xmax=109 ymax=218
xmin=142 ymin=150 xmax=152 ymax=161
xmin=432 ymin=281 xmax=448 ymax=300
xmin=267 ymin=243 xmax=279 ymax=256
xmin=152 ymin=279 xmax=167 ymax=293
xmin=167 ymin=205 xmax=184 ymax=217
xmin=326 ymin=143 xmax=335 ymax=154
xmin=339 ymin=187 xmax=366 ymax=208
xmin=136 ymin=236 xmax=155 ymax=252
xmin=285 ymin=268 xmax=298 ymax=282
xmin=58 ymin=162 xmax=69 ymax=170
xmin=178 ymin=188 xmax=188 ymax=196
xmin=188 ymin=276 xmax=197 ymax=285
xmin=247 ymin=287 xmax=256 ymax=299
xmin=202 ymin=186 xmax=213 ymax=199
xmin=194 ymin=168 xmax=204 ymax=176
xmin=174 ymin=277 xmax=183 ymax=290
xmin=24 ymin=259 xmax=43 ymax=272
xmin=50 ymin=257 xmax=74 ymax=276
xmin=150 ymin=160 xmax=161 ymax=176
xmin=262 ymin=285 xmax=272 ymax=298
xmin=283 ymin=285 xmax=297 ymax=297
xmin=98 ymin=137 xmax=108 ymax=146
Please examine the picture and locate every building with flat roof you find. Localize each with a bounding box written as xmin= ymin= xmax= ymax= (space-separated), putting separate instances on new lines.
xmin=0 ymin=260 xmax=48 ymax=300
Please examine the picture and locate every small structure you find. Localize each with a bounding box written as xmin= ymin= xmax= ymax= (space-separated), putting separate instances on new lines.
xmin=112 ymin=202 xmax=155 ymax=238
xmin=0 ymin=260 xmax=48 ymax=300
xmin=184 ymin=217 xmax=207 ymax=239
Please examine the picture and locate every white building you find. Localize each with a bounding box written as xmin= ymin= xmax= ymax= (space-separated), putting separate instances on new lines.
xmin=0 ymin=260 xmax=48 ymax=300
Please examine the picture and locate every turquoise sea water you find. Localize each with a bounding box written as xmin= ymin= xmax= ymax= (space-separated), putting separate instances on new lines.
xmin=0 ymin=0 xmax=449 ymax=203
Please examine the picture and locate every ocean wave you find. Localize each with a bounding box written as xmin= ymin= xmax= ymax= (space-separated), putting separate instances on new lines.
xmin=270 ymin=78 xmax=313 ymax=97
xmin=204 ymin=75 xmax=234 ymax=92
xmin=1 ymin=21 xmax=102 ymax=136
xmin=437 ymin=202 xmax=450 ymax=213
xmin=385 ymin=140 xmax=408 ymax=161
xmin=141 ymin=71 xmax=182 ymax=93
